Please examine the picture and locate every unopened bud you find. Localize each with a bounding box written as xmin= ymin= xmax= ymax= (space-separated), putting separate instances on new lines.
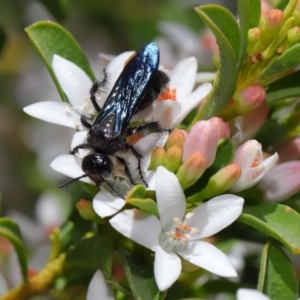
xmin=162 ymin=145 xmax=182 ymax=173
xmin=209 ymin=117 xmax=230 ymax=139
xmin=247 ymin=28 xmax=261 ymax=55
xmin=265 ymin=9 xmax=284 ymax=27
xmin=236 ymin=85 xmax=266 ymax=113
xmin=166 ymin=129 xmax=187 ymax=151
xmin=76 ymin=199 xmax=103 ymax=223
xmin=150 ymin=147 xmax=166 ymax=170
xmin=287 ymin=26 xmax=300 ymax=46
xmin=187 ymin=163 xmax=241 ymax=204
xmin=177 ymin=151 xmax=206 ymax=189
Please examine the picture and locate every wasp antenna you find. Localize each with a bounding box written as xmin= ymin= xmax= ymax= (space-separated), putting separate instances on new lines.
xmin=58 ymin=173 xmax=90 ymax=188
xmin=101 ymin=177 xmax=124 ymax=199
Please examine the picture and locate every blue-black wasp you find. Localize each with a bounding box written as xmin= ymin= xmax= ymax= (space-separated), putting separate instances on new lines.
xmin=59 ymin=42 xmax=169 ymax=197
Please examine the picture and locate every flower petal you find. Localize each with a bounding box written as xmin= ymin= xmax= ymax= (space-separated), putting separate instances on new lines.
xmin=50 ymin=154 xmax=93 ymax=184
xmin=262 ymin=152 xmax=279 ymax=173
xmin=151 ymin=100 xmax=181 ymax=128
xmin=93 ymin=188 xmax=125 ymax=218
xmin=23 ymin=101 xmax=81 ymax=129
xmin=169 ymin=57 xmax=197 ymax=100
xmin=156 ymin=166 xmax=186 ymax=231
xmin=173 ymin=83 xmax=212 ymax=126
xmin=154 ymin=245 xmax=181 ymax=291
xmin=87 ymin=270 xmax=114 ymax=300
xmin=71 ymin=131 xmax=89 ymax=158
xmin=52 ymin=55 xmax=92 ymax=106
xmin=178 ymin=241 xmax=237 ymax=277
xmin=186 ymin=194 xmax=244 ymax=239
xmin=237 ymin=288 xmax=270 ymax=300
xmin=109 ymin=209 xmax=161 ymax=251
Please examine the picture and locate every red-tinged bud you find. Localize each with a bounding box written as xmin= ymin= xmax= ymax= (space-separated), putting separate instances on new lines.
xmin=236 ymin=85 xmax=266 ymax=113
xmin=150 ymin=147 xmax=166 ymax=170
xmin=183 ymin=119 xmax=219 ymax=168
xmin=259 ymin=161 xmax=300 ymax=202
xmin=162 ymin=145 xmax=182 ymax=173
xmin=76 ymin=199 xmax=103 ymax=223
xmin=209 ymin=117 xmax=230 ymax=139
xmin=287 ymin=26 xmax=300 ymax=46
xmin=265 ymin=9 xmax=284 ymax=27
xmin=177 ymin=151 xmax=206 ymax=189
xmin=166 ymin=129 xmax=187 ymax=150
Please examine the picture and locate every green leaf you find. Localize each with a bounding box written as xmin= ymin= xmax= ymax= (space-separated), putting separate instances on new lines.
xmin=118 ymin=246 xmax=161 ymax=300
xmin=185 ymin=139 xmax=234 ymax=198
xmin=126 ymin=198 xmax=158 ymax=217
xmin=260 ymin=44 xmax=300 ymax=83
xmin=265 ymin=70 xmax=300 ymax=103
xmin=258 ymin=242 xmax=298 ymax=300
xmin=0 ymin=218 xmax=28 ymax=282
xmin=240 ymin=199 xmax=300 ymax=254
xmin=194 ymin=5 xmax=238 ymax=120
xmin=236 ymin=0 xmax=261 ymax=70
xmin=25 ymin=21 xmax=95 ymax=102
xmin=66 ymin=234 xmax=113 ymax=278
xmin=38 ymin=0 xmax=71 ymax=21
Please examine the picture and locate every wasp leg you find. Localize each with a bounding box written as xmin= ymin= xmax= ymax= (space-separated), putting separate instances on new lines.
xmin=80 ymin=116 xmax=92 ymax=129
xmin=90 ymin=69 xmax=108 ymax=113
xmin=70 ymin=143 xmax=90 ymax=155
xmin=116 ymin=156 xmax=137 ymax=185
xmin=127 ymin=121 xmax=170 ymax=136
xmin=126 ymin=144 xmax=148 ymax=187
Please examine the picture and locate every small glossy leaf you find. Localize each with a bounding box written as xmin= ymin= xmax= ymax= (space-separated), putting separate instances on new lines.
xmin=194 ymin=5 xmax=238 ymax=120
xmin=118 ymin=246 xmax=161 ymax=300
xmin=237 ymin=0 xmax=261 ymax=70
xmin=66 ymin=234 xmax=113 ymax=278
xmin=265 ymin=70 xmax=300 ymax=103
xmin=260 ymin=44 xmax=300 ymax=82
xmin=0 ymin=218 xmax=28 ymax=282
xmin=258 ymin=242 xmax=298 ymax=300
xmin=126 ymin=198 xmax=158 ymax=217
xmin=240 ymin=199 xmax=300 ymax=254
xmin=25 ymin=21 xmax=95 ymax=102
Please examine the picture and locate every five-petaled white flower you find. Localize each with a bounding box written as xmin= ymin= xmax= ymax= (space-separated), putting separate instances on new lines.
xmin=109 ymin=166 xmax=244 ymax=291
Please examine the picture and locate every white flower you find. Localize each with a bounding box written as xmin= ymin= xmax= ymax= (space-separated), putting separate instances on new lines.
xmin=150 ymin=57 xmax=212 ymax=128
xmin=237 ymin=288 xmax=270 ymax=300
xmin=87 ymin=270 xmax=114 ymax=300
xmin=230 ymin=140 xmax=279 ymax=193
xmin=109 ymin=166 xmax=244 ymax=291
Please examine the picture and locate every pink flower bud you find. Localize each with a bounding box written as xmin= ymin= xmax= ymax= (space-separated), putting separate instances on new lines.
xmin=230 ymin=140 xmax=279 ymax=192
xmin=258 ymin=161 xmax=300 ymax=202
xmin=162 ymin=145 xmax=182 ymax=172
xmin=150 ymin=147 xmax=166 ymax=170
xmin=236 ymin=85 xmax=266 ymax=112
xmin=265 ymin=9 xmax=284 ymax=27
xmin=177 ymin=151 xmax=206 ymax=189
xmin=275 ymin=138 xmax=300 ymax=162
xmin=248 ymin=28 xmax=261 ymax=43
xmin=166 ymin=129 xmax=187 ymax=150
xmin=183 ymin=119 xmax=221 ymax=167
xmin=209 ymin=117 xmax=230 ymax=139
